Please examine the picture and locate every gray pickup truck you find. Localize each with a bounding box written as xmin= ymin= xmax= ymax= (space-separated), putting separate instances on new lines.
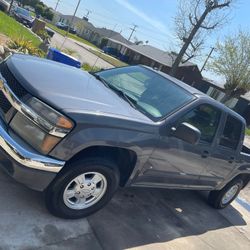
xmin=0 ymin=54 xmax=250 ymax=219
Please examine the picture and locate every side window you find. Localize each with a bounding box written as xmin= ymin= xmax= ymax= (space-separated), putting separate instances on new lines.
xmin=178 ymin=104 xmax=221 ymax=143
xmin=219 ymin=115 xmax=242 ymax=149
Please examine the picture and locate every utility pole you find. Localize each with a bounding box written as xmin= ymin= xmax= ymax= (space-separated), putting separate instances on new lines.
xmin=60 ymin=0 xmax=82 ymax=50
xmin=200 ymin=47 xmax=215 ymax=73
xmin=8 ymin=0 xmax=14 ymax=14
xmin=84 ymin=9 xmax=92 ymax=19
xmin=55 ymin=0 xmax=61 ymax=11
xmin=128 ymin=24 xmax=138 ymax=41
xmin=91 ymin=24 xmax=117 ymax=71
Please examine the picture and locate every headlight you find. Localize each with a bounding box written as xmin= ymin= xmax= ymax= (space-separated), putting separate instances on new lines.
xmin=10 ymin=112 xmax=61 ymax=154
xmin=10 ymin=97 xmax=74 ymax=154
xmin=26 ymin=97 xmax=73 ymax=130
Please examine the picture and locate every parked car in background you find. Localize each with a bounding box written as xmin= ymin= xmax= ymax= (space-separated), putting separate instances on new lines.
xmin=12 ymin=6 xmax=34 ymax=28
xmin=69 ymin=27 xmax=77 ymax=34
xmin=0 ymin=55 xmax=250 ymax=219
xmin=56 ymin=22 xmax=77 ymax=34
xmin=56 ymin=21 xmax=68 ymax=30
xmin=0 ymin=0 xmax=10 ymax=13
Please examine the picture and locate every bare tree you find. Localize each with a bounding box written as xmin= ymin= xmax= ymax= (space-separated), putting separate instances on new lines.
xmin=170 ymin=0 xmax=233 ymax=76
xmin=209 ymin=30 xmax=250 ymax=103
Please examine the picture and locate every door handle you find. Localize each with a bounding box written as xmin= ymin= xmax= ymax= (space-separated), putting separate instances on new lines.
xmin=228 ymin=156 xmax=235 ymax=163
xmin=201 ymin=150 xmax=209 ymax=158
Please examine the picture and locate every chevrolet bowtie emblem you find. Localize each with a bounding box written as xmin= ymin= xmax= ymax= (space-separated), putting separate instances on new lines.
xmin=0 ymin=79 xmax=4 ymax=90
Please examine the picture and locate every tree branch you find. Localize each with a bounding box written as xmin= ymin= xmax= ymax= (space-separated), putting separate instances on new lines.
xmin=189 ymin=14 xmax=196 ymax=27
xmin=194 ymin=0 xmax=201 ymax=23
xmin=182 ymin=54 xmax=195 ymax=63
xmin=200 ymin=21 xmax=220 ymax=30
xmin=212 ymin=0 xmax=231 ymax=9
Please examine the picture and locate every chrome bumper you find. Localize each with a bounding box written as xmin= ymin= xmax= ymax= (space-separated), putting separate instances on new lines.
xmin=0 ymin=119 xmax=65 ymax=173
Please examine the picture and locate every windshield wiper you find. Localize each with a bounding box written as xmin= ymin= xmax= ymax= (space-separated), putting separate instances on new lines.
xmin=91 ymin=73 xmax=138 ymax=109
xmin=107 ymin=84 xmax=138 ymax=108
xmin=90 ymin=73 xmax=110 ymax=87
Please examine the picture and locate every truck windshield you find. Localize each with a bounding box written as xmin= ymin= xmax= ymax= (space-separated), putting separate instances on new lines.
xmin=96 ymin=66 xmax=194 ymax=120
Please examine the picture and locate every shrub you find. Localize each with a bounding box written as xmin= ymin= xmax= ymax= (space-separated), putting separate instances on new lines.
xmin=82 ymin=63 xmax=101 ymax=72
xmin=7 ymin=37 xmax=43 ymax=57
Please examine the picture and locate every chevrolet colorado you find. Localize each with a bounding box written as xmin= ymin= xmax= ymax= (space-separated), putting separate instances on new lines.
xmin=0 ymin=54 xmax=249 ymax=219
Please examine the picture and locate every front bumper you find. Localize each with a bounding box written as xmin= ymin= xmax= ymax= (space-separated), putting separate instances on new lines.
xmin=0 ymin=118 xmax=65 ymax=191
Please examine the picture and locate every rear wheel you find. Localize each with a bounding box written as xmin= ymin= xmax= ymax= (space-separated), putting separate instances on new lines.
xmin=208 ymin=178 xmax=243 ymax=209
xmin=45 ymin=158 xmax=120 ymax=219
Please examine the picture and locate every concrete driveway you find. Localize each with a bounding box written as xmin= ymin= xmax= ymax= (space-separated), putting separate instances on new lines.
xmin=50 ymin=32 xmax=114 ymax=69
xmin=0 ymin=169 xmax=249 ymax=250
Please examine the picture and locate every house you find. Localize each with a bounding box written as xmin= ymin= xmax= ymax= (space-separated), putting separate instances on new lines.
xmin=107 ymin=41 xmax=201 ymax=85
xmin=107 ymin=40 xmax=199 ymax=73
xmin=52 ymin=14 xmax=96 ymax=37
xmin=52 ymin=14 xmax=130 ymax=47
xmin=83 ymin=28 xmax=130 ymax=47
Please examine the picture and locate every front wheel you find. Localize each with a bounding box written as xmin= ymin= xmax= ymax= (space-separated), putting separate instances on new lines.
xmin=208 ymin=178 xmax=243 ymax=209
xmin=45 ymin=158 xmax=120 ymax=219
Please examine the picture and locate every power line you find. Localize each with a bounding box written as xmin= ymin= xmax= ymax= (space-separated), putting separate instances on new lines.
xmin=50 ymin=1 xmax=172 ymax=47
xmin=128 ymin=24 xmax=138 ymax=41
xmin=86 ymin=10 xmax=172 ymax=39
xmin=52 ymin=1 xmax=172 ymax=40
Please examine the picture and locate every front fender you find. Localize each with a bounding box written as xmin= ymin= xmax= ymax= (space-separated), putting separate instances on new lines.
xmin=50 ymin=126 xmax=157 ymax=163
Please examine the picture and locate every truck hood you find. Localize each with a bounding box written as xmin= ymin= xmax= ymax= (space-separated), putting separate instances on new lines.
xmin=7 ymin=54 xmax=152 ymax=123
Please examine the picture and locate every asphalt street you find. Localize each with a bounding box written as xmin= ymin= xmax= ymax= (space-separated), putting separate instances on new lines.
xmin=0 ymin=168 xmax=249 ymax=250
xmin=50 ymin=32 xmax=114 ymax=69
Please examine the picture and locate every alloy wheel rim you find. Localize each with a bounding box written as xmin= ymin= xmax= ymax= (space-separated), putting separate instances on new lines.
xmin=221 ymin=184 xmax=239 ymax=205
xmin=63 ymin=172 xmax=107 ymax=210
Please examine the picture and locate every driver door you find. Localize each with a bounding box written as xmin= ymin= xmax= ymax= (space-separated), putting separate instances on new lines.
xmin=135 ymin=104 xmax=222 ymax=189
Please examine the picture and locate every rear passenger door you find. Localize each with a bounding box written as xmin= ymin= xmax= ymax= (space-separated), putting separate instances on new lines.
xmin=200 ymin=114 xmax=244 ymax=188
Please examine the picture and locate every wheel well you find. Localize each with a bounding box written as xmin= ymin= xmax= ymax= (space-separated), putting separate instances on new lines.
xmin=67 ymin=146 xmax=137 ymax=186
xmin=233 ymin=174 xmax=250 ymax=188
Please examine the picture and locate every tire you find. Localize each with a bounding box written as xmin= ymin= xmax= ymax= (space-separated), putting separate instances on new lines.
xmin=208 ymin=178 xmax=243 ymax=209
xmin=45 ymin=158 xmax=120 ymax=219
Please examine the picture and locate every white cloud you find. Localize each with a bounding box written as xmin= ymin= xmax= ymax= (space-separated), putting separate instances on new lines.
xmin=115 ymin=0 xmax=171 ymax=36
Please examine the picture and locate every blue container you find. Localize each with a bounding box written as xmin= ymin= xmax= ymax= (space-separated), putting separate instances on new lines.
xmin=47 ymin=48 xmax=81 ymax=68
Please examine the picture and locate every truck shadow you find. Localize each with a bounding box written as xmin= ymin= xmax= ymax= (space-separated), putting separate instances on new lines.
xmin=0 ymin=168 xmax=247 ymax=249
xmin=88 ymin=187 xmax=247 ymax=250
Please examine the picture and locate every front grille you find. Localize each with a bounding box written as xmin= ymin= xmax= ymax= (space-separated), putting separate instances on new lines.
xmin=0 ymin=91 xmax=11 ymax=113
xmin=0 ymin=62 xmax=28 ymax=118
xmin=0 ymin=62 xmax=27 ymax=98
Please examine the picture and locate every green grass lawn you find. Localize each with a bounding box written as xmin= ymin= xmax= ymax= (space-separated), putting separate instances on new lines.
xmin=245 ymin=128 xmax=250 ymax=136
xmin=89 ymin=49 xmax=128 ymax=67
xmin=0 ymin=11 xmax=41 ymax=47
xmin=46 ymin=23 xmax=99 ymax=49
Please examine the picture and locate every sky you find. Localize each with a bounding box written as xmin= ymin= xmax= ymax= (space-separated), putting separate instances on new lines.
xmin=42 ymin=0 xmax=250 ymax=82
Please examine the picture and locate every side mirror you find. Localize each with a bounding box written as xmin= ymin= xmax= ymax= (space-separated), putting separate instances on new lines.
xmin=172 ymin=122 xmax=201 ymax=145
